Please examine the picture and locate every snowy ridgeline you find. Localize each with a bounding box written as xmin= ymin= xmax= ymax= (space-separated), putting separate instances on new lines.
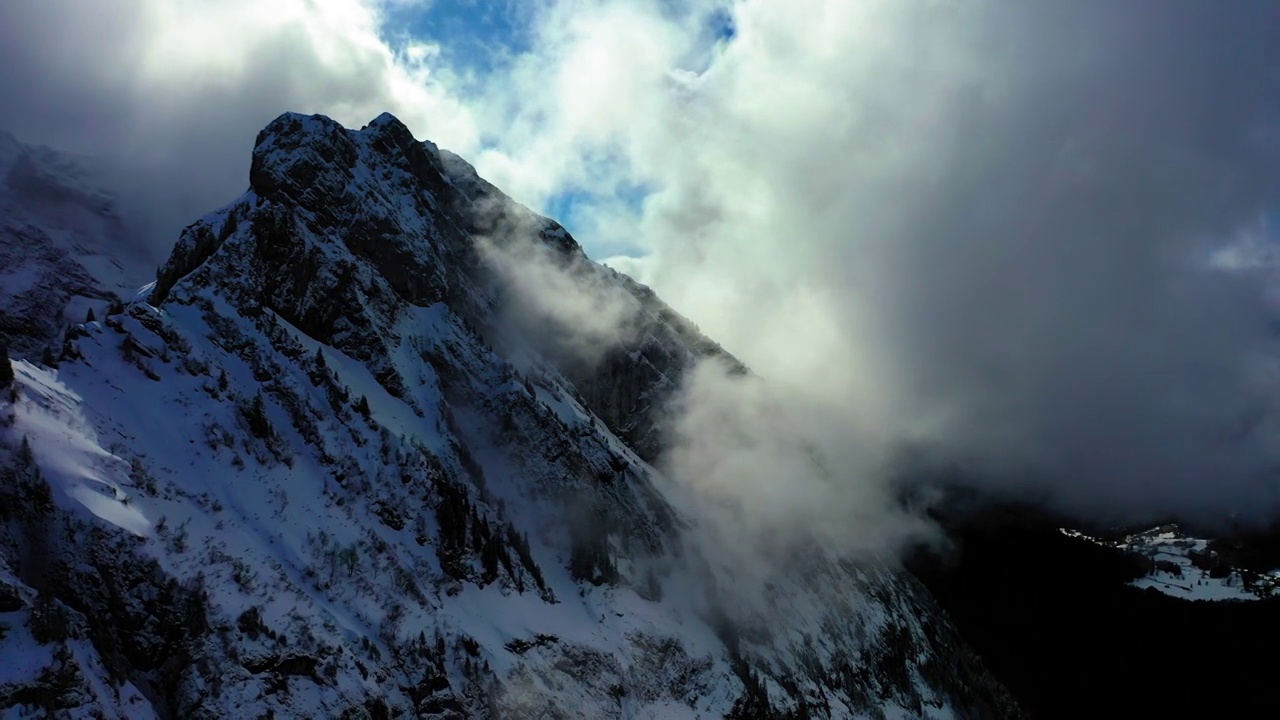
xmin=0 ymin=112 xmax=1018 ymax=719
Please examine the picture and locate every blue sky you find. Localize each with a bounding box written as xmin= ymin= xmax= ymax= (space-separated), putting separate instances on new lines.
xmin=385 ymin=1 xmax=615 ymax=252
xmin=392 ymin=1 xmax=529 ymax=73
xmin=378 ymin=0 xmax=735 ymax=258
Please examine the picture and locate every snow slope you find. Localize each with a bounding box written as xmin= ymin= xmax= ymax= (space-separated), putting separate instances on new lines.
xmin=0 ymin=113 xmax=1021 ymax=718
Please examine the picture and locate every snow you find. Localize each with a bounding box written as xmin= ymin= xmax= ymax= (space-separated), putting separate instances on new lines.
xmin=1061 ymin=526 xmax=1279 ymax=601
xmin=1 ymin=142 xmax=151 ymax=300
xmin=0 ymin=260 xmax=42 ymax=298
xmin=10 ymin=360 xmax=152 ymax=537
xmin=1123 ymin=531 xmax=1270 ymax=601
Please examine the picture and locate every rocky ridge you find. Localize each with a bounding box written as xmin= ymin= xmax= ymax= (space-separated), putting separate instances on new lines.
xmin=0 ymin=113 xmax=1021 ymax=718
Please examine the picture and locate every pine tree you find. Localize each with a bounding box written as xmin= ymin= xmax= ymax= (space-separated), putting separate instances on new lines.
xmin=28 ymin=593 xmax=70 ymax=644
xmin=219 ymin=211 xmax=239 ymax=241
xmin=568 ymin=495 xmax=617 ymax=585
xmin=40 ymin=346 xmax=57 ymax=368
xmin=0 ymin=341 xmax=12 ymax=390
xmin=85 ymin=307 xmax=96 ymax=323
xmin=246 ymin=393 xmax=273 ymax=439
xmin=470 ymin=510 xmax=485 ymax=551
xmin=481 ymin=535 xmax=501 ymax=581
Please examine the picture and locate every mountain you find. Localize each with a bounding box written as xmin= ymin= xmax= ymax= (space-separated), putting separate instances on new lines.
xmin=0 ymin=113 xmax=1021 ymax=718
xmin=0 ymin=131 xmax=154 ymax=359
xmin=909 ymin=500 xmax=1280 ymax=719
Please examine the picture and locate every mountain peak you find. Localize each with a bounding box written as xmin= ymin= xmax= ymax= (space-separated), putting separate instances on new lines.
xmin=1 ymin=111 xmax=1022 ymax=719
xmin=248 ymin=112 xmax=358 ymax=202
xmin=363 ymin=110 xmax=410 ymax=135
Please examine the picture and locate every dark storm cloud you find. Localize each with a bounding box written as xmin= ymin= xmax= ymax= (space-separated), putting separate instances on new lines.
xmin=850 ymin=1 xmax=1280 ymax=523
xmin=640 ymin=0 xmax=1280 ymax=528
xmin=2 ymin=1 xmax=243 ymax=260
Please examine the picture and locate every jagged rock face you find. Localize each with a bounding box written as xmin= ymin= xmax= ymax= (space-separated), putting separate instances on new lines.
xmin=0 ymin=113 xmax=1022 ymax=719
xmin=154 ymin=112 xmax=734 ymax=461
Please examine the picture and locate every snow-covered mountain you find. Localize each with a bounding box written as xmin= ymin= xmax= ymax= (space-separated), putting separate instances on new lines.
xmin=0 ymin=132 xmax=154 ymax=359
xmin=0 ymin=113 xmax=1021 ymax=718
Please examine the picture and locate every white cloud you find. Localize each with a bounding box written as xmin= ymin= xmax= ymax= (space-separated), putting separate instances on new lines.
xmin=5 ymin=0 xmax=1280 ymax=537
xmin=476 ymin=225 xmax=642 ymax=364
xmin=0 ymin=0 xmax=482 ymax=256
xmin=479 ymin=0 xmax=1280 ymax=527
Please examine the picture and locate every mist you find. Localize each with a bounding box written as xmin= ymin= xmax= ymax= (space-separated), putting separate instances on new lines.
xmin=5 ymin=0 xmax=1280 ymax=536
xmin=626 ymin=0 xmax=1280 ymax=530
xmin=0 ymin=0 xmax=481 ymax=262
xmin=477 ymin=226 xmax=643 ymax=366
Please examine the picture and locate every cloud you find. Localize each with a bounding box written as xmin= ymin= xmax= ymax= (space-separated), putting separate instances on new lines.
xmin=475 ymin=217 xmax=642 ymax=365
xmin=659 ymin=357 xmax=935 ymax=569
xmin=446 ymin=0 xmax=1280 ymax=532
xmin=0 ymin=0 xmax=480 ymax=261
xmin=618 ymin=0 xmax=1280 ymax=527
xmin=6 ymin=0 xmax=1280 ymax=538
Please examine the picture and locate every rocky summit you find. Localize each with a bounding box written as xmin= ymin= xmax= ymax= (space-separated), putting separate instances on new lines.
xmin=0 ymin=113 xmax=1020 ymax=719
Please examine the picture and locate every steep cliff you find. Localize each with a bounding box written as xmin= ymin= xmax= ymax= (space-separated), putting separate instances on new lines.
xmin=0 ymin=113 xmax=1020 ymax=719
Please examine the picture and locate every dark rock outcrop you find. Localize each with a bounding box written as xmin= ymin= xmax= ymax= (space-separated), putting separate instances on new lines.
xmin=152 ymin=112 xmax=736 ymax=461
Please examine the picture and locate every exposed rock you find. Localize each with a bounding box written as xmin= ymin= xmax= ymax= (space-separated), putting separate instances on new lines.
xmin=0 ymin=112 xmax=1021 ymax=719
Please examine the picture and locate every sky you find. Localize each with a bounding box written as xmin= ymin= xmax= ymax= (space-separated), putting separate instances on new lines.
xmin=4 ymin=0 xmax=1280 ymax=533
